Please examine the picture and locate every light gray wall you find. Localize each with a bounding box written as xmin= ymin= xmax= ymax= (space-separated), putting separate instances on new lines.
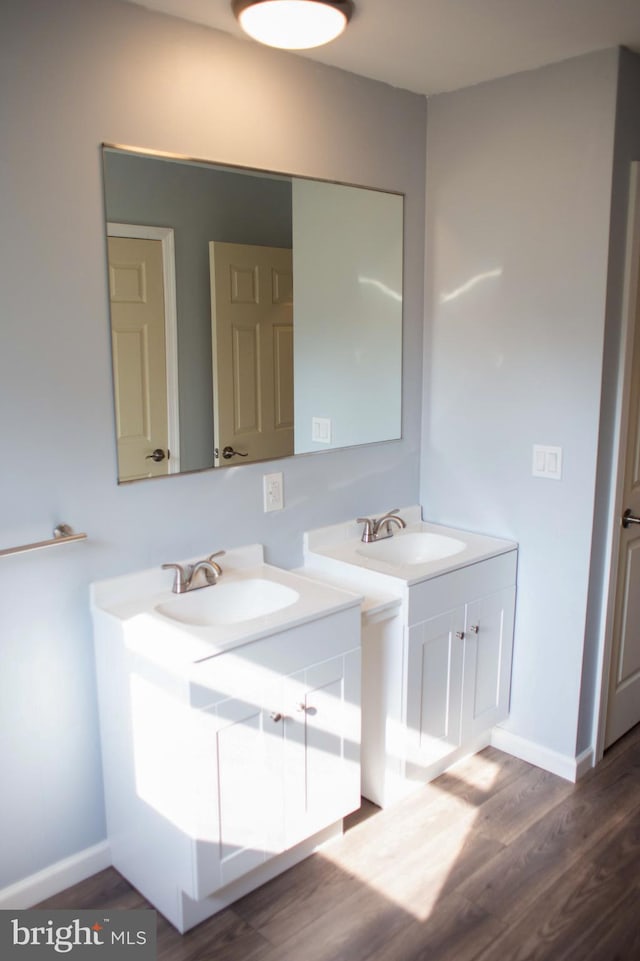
xmin=421 ymin=50 xmax=619 ymax=760
xmin=103 ymin=150 xmax=293 ymax=472
xmin=0 ymin=0 xmax=426 ymax=888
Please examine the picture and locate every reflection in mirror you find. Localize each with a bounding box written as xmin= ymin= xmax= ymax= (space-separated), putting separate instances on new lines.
xmin=102 ymin=146 xmax=403 ymax=482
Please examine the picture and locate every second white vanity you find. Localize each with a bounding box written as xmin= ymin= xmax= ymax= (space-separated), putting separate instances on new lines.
xmin=304 ymin=506 xmax=517 ymax=807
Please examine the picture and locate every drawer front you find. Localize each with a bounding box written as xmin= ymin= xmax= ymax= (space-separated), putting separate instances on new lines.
xmin=408 ymin=551 xmax=517 ymax=626
xmin=190 ymin=606 xmax=361 ymax=709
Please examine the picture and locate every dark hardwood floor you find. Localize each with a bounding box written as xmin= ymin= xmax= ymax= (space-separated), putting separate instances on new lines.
xmin=37 ymin=725 xmax=640 ymax=960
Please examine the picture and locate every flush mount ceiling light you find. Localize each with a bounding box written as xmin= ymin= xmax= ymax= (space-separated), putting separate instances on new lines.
xmin=232 ymin=0 xmax=354 ymax=50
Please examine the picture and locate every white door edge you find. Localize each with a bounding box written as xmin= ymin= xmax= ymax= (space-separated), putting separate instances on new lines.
xmin=593 ymin=161 xmax=640 ymax=761
xmin=107 ymin=222 xmax=181 ymax=473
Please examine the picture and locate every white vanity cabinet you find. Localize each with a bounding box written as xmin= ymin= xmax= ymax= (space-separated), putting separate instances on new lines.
xmin=303 ymin=509 xmax=518 ymax=807
xmin=91 ymin=552 xmax=361 ymax=933
xmin=405 ymin=552 xmax=516 ymax=779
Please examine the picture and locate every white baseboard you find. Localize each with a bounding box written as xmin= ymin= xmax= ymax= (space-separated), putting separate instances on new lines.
xmin=575 ymin=746 xmax=595 ymax=780
xmin=491 ymin=728 xmax=594 ymax=783
xmin=0 ymin=842 xmax=111 ymax=910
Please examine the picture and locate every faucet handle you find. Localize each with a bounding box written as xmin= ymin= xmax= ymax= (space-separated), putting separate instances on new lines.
xmin=357 ymin=517 xmax=375 ymax=543
xmin=162 ymin=562 xmax=190 ymax=594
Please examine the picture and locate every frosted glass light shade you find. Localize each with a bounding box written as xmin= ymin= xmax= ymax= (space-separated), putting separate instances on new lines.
xmin=233 ymin=0 xmax=353 ymax=50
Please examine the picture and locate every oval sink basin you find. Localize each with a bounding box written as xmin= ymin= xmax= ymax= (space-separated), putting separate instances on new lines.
xmin=356 ymin=531 xmax=466 ymax=566
xmin=155 ymin=578 xmax=300 ymax=626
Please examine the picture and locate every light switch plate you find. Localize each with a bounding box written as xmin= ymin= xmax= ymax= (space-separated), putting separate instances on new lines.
xmin=532 ymin=445 xmax=563 ymax=480
xmin=263 ymin=472 xmax=284 ymax=512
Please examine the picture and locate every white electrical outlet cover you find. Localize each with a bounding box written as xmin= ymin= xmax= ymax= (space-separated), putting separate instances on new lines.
xmin=263 ymin=472 xmax=284 ymax=511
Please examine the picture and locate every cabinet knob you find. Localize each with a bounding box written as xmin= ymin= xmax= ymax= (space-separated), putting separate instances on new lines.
xmin=296 ymin=703 xmax=317 ymax=715
xmin=469 ymin=624 xmax=479 ymax=634
xmin=270 ymin=712 xmax=283 ymax=723
xmin=456 ymin=631 xmax=465 ymax=640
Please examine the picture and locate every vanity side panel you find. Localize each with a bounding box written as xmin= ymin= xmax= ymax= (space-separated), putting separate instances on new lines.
xmin=361 ymin=610 xmax=407 ymax=807
xmin=92 ymin=613 xmax=194 ymax=927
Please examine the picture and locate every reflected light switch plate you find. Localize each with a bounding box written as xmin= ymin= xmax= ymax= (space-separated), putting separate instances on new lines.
xmin=312 ymin=417 xmax=331 ymax=444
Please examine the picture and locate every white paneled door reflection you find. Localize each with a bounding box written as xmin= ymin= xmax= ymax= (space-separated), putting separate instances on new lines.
xmin=108 ymin=228 xmax=178 ymax=480
xmin=209 ymin=241 xmax=294 ymax=466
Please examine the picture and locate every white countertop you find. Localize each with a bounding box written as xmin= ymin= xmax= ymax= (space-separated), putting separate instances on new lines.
xmin=305 ymin=508 xmax=517 ymax=586
xmin=91 ymin=545 xmax=362 ymax=672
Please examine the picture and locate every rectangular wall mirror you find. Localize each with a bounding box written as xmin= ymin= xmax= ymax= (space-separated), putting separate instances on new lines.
xmin=102 ymin=145 xmax=404 ymax=482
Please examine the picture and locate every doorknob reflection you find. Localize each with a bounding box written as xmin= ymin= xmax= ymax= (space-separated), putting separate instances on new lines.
xmin=219 ymin=446 xmax=249 ymax=460
xmin=622 ymin=508 xmax=640 ymax=528
xmin=145 ymin=448 xmax=166 ymax=462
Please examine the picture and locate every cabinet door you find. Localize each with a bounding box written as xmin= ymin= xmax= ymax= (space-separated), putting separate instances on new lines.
xmin=462 ymin=586 xmax=515 ymax=740
xmin=214 ymin=685 xmax=286 ymax=888
xmin=406 ymin=610 xmax=465 ymax=770
xmin=283 ymin=651 xmax=360 ymax=847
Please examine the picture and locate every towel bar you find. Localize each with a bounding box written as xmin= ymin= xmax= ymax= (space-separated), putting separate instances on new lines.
xmin=0 ymin=524 xmax=88 ymax=558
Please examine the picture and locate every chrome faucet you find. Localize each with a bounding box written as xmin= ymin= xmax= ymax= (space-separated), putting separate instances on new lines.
xmin=357 ymin=509 xmax=406 ymax=543
xmin=162 ymin=551 xmax=225 ymax=593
